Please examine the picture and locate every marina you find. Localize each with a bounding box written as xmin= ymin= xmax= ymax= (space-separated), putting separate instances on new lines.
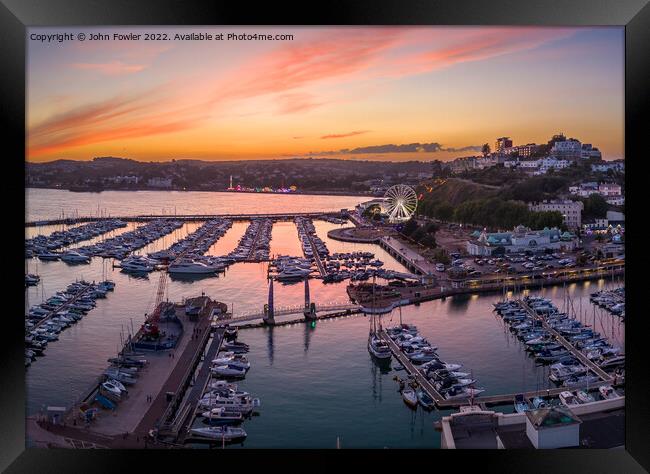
xmin=25 ymin=190 xmax=625 ymax=449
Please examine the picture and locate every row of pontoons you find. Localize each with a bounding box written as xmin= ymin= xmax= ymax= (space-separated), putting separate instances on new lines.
xmin=32 ymin=219 xmax=184 ymax=262
xmin=25 ymin=280 xmax=116 ymax=367
xmin=384 ymin=324 xmax=484 ymax=406
xmin=25 ymin=219 xmax=127 ymax=257
xmin=227 ymin=218 xmax=273 ymax=262
xmin=590 ymin=287 xmax=625 ymax=317
xmin=120 ymin=218 xmax=234 ymax=275
xmin=494 ymin=296 xmax=624 ymax=390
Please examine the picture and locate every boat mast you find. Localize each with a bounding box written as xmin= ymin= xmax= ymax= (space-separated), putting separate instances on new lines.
xmin=371 ymin=274 xmax=377 ymax=335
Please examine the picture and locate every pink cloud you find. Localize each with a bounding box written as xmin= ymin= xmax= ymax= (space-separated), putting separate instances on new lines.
xmin=28 ymin=28 xmax=578 ymax=158
xmin=274 ymin=93 xmax=323 ymax=114
xmin=390 ymin=28 xmax=576 ymax=77
xmin=72 ymin=60 xmax=147 ymax=75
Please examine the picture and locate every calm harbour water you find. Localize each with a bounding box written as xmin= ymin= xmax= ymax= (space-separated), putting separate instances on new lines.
xmin=25 ymin=189 xmax=625 ymax=448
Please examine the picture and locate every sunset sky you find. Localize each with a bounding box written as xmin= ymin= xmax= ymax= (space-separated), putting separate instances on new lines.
xmin=27 ymin=26 xmax=624 ymax=163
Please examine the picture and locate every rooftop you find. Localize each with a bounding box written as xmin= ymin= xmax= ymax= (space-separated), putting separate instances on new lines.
xmin=526 ymin=406 xmax=581 ymax=429
xmin=446 ymin=407 xmax=625 ymax=449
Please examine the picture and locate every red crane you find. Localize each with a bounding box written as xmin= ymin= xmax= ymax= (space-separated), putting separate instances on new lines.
xmin=142 ymin=271 xmax=168 ymax=338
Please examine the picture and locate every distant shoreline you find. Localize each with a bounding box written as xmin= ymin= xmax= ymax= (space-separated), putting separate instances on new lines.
xmin=25 ymin=186 xmax=375 ymax=198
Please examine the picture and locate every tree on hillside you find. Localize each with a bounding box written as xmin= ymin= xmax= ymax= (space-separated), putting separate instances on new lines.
xmin=435 ymin=203 xmax=454 ymax=222
xmin=419 ymin=234 xmax=437 ymax=249
xmin=482 ymin=143 xmax=491 ymax=157
xmin=432 ymin=248 xmax=450 ymax=264
xmin=402 ymin=218 xmax=419 ymax=236
xmin=583 ymin=194 xmax=608 ymax=219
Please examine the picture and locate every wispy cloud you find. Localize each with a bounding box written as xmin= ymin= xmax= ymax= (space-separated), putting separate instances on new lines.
xmin=386 ymin=28 xmax=576 ymax=77
xmin=321 ymin=130 xmax=371 ymax=139
xmin=275 ymin=93 xmax=323 ymax=115
xmin=72 ymin=60 xmax=147 ymax=75
xmin=28 ymin=27 xmax=580 ymax=158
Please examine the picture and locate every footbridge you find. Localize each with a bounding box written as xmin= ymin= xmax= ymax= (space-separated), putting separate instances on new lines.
xmin=225 ymin=277 xmax=360 ymax=325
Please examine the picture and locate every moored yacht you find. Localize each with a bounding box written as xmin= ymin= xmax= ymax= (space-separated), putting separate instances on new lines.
xmin=168 ymin=259 xmax=218 ymax=275
xmin=368 ymin=333 xmax=392 ymax=361
xmin=120 ymin=256 xmax=155 ymax=273
xmin=61 ymin=251 xmax=91 ymax=263
xmin=401 ymin=388 xmax=418 ymax=408
xmin=201 ymin=407 xmax=244 ymax=425
xmin=190 ymin=425 xmax=247 ymax=442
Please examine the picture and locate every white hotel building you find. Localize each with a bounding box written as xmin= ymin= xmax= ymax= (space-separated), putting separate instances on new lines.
xmin=528 ymin=200 xmax=583 ymax=230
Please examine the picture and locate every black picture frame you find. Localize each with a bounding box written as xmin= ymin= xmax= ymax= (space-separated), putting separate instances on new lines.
xmin=2 ymin=0 xmax=648 ymax=472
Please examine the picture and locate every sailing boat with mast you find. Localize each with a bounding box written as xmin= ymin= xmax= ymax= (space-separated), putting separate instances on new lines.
xmin=367 ymin=275 xmax=392 ymax=361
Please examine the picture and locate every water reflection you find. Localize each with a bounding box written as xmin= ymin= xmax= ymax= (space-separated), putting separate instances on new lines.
xmin=303 ymin=322 xmax=314 ymax=353
xmin=168 ymin=272 xmax=222 ymax=283
xmin=447 ymin=293 xmax=471 ymax=313
xmin=266 ymin=327 xmax=274 ymax=366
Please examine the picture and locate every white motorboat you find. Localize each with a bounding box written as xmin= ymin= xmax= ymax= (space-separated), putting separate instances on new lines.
xmin=201 ymin=407 xmax=244 ymax=425
xmin=205 ymin=388 xmax=251 ymax=400
xmin=198 ymin=394 xmax=260 ymax=414
xmin=563 ymin=375 xmax=599 ymax=388
xmin=598 ymin=385 xmax=620 ymax=400
xmin=211 ymin=357 xmax=250 ymax=370
xmin=275 ymin=267 xmax=312 ymax=281
xmin=104 ymin=368 xmax=137 ymax=384
xmin=190 ymin=425 xmax=247 ymax=442
xmin=598 ymin=355 xmax=625 ymax=368
xmin=208 ymin=380 xmax=238 ymax=392
xmin=211 ymin=364 xmax=247 ymax=378
xmin=575 ymin=390 xmax=596 ymax=404
xmin=120 ymin=257 xmax=154 ymax=273
xmin=443 ymin=387 xmax=485 ymax=400
xmin=401 ymin=388 xmax=418 ymax=408
xmin=61 ymin=251 xmax=91 ymax=263
xmin=168 ymin=259 xmax=218 ymax=275
xmin=559 ymin=391 xmax=580 ymax=406
xmin=100 ymin=381 xmax=123 ymax=401
xmin=435 ymin=378 xmax=477 ymax=392
xmin=421 ymin=360 xmax=463 ymax=372
xmin=549 ymin=365 xmax=588 ymax=382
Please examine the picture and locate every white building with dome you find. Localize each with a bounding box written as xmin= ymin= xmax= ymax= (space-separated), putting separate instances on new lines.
xmin=466 ymin=225 xmax=578 ymax=256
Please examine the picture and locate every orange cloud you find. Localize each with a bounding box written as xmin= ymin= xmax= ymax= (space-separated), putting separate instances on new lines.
xmin=321 ymin=130 xmax=371 ymax=139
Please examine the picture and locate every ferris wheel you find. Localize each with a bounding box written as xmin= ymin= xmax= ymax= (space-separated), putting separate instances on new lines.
xmin=384 ymin=184 xmax=418 ymax=222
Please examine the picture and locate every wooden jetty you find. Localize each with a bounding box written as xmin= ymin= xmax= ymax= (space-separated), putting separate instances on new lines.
xmin=296 ymin=218 xmax=327 ymax=277
xmin=175 ymin=328 xmax=225 ymax=443
xmin=32 ymin=285 xmax=93 ymax=330
xmin=378 ymin=330 xmax=445 ymax=404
